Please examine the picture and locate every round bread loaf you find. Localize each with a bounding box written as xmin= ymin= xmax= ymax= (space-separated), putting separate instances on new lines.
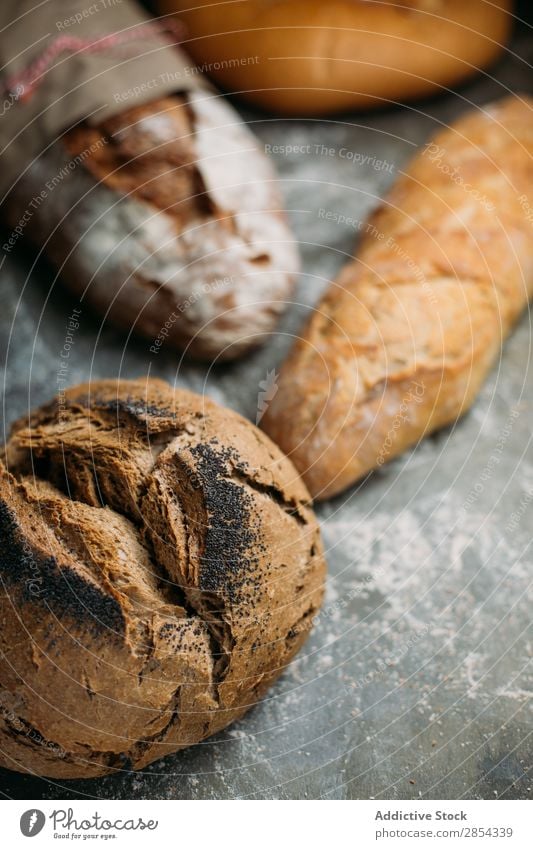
xmin=0 ymin=378 xmax=325 ymax=778
xmin=157 ymin=0 xmax=512 ymax=116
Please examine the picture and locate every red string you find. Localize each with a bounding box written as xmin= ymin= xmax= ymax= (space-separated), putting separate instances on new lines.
xmin=4 ymin=19 xmax=184 ymax=102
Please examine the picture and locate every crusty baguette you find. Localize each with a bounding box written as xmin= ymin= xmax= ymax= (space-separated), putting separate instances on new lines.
xmin=4 ymin=94 xmax=298 ymax=361
xmin=262 ymin=95 xmax=533 ymax=500
xmin=158 ymin=0 xmax=512 ymax=116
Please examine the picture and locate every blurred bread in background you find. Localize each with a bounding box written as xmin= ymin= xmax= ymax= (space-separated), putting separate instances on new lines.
xmin=156 ymin=0 xmax=513 ymax=116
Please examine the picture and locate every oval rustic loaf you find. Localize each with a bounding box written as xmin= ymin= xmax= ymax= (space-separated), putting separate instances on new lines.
xmin=157 ymin=0 xmax=512 ymax=116
xmin=262 ymin=95 xmax=533 ymax=499
xmin=4 ymin=94 xmax=299 ymax=361
xmin=0 ymin=378 xmax=325 ymax=778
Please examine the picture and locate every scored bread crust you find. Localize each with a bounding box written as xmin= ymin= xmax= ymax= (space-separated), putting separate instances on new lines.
xmin=0 ymin=378 xmax=325 ymax=777
xmin=4 ymin=94 xmax=299 ymax=361
xmin=262 ymin=96 xmax=533 ymax=500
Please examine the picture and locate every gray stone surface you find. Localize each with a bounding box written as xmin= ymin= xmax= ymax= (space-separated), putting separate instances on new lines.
xmin=0 ymin=32 xmax=532 ymax=800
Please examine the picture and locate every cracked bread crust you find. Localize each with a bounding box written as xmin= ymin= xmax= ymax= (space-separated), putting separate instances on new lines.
xmin=4 ymin=93 xmax=299 ymax=361
xmin=0 ymin=378 xmax=325 ymax=778
xmin=157 ymin=0 xmax=512 ymax=116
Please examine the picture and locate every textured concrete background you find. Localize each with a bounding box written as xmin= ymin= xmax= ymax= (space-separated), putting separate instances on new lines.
xmin=0 ymin=30 xmax=532 ymax=800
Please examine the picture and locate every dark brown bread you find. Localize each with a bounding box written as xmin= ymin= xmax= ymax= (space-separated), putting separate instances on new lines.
xmin=0 ymin=378 xmax=325 ymax=777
